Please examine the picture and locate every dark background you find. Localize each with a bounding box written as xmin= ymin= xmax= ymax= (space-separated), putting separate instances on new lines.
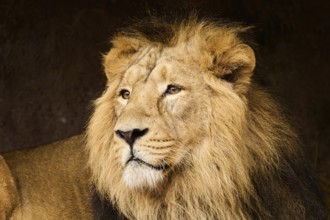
xmin=0 ymin=0 xmax=329 ymax=203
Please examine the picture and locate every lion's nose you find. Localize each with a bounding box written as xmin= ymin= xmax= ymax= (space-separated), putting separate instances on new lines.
xmin=115 ymin=128 xmax=149 ymax=146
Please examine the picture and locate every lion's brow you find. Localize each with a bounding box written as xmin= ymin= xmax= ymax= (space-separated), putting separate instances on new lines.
xmin=124 ymin=47 xmax=161 ymax=84
xmin=144 ymin=63 xmax=157 ymax=83
xmin=124 ymin=47 xmax=152 ymax=75
xmin=144 ymin=48 xmax=164 ymax=82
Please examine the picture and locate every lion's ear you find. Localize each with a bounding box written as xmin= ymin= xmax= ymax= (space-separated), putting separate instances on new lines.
xmin=213 ymin=44 xmax=256 ymax=94
xmin=103 ymin=37 xmax=141 ymax=80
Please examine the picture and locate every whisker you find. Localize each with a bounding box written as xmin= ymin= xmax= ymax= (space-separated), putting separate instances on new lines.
xmin=139 ymin=144 xmax=173 ymax=150
xmin=149 ymin=139 xmax=175 ymax=142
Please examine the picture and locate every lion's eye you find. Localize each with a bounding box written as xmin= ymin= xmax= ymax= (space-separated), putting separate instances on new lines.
xmin=165 ymin=85 xmax=183 ymax=95
xmin=120 ymin=89 xmax=130 ymax=99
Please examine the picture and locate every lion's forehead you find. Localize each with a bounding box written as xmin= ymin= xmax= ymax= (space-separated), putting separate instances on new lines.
xmin=123 ymin=46 xmax=193 ymax=86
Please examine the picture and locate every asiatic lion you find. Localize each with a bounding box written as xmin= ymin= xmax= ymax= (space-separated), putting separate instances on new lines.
xmin=0 ymin=16 xmax=328 ymax=219
xmin=87 ymin=17 xmax=328 ymax=219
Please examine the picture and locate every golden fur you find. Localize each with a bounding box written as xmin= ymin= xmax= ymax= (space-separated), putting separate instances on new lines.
xmin=0 ymin=136 xmax=93 ymax=219
xmin=87 ymin=17 xmax=327 ymax=219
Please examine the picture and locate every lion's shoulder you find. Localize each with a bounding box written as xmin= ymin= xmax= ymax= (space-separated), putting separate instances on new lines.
xmin=1 ymin=135 xmax=94 ymax=219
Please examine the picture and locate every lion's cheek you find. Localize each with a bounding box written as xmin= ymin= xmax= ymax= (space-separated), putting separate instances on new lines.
xmin=164 ymin=95 xmax=192 ymax=116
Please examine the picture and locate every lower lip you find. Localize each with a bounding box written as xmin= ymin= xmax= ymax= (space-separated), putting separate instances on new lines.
xmin=127 ymin=158 xmax=169 ymax=171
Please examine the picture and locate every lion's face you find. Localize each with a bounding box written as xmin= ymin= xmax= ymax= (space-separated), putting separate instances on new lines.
xmin=112 ymin=46 xmax=213 ymax=189
xmin=88 ymin=22 xmax=256 ymax=196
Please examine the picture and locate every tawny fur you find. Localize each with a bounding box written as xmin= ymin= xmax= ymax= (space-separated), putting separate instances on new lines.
xmin=1 ymin=136 xmax=93 ymax=220
xmin=87 ymin=17 xmax=327 ymax=219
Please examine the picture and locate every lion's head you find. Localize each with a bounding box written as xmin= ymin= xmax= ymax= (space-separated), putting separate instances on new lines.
xmin=86 ymin=17 xmax=316 ymax=219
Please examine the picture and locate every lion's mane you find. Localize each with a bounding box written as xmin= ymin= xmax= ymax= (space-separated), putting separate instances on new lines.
xmin=86 ymin=17 xmax=327 ymax=220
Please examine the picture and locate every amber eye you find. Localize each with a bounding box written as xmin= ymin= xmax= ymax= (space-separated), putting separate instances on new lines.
xmin=120 ymin=89 xmax=130 ymax=99
xmin=165 ymin=84 xmax=183 ymax=95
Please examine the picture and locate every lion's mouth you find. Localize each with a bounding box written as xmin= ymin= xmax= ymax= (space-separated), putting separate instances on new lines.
xmin=126 ymin=157 xmax=170 ymax=171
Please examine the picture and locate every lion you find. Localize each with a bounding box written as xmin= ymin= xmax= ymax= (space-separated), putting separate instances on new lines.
xmin=87 ymin=17 xmax=328 ymax=220
xmin=0 ymin=16 xmax=328 ymax=219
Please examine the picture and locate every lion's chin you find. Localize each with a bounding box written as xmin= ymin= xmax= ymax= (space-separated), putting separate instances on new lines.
xmin=123 ymin=160 xmax=166 ymax=189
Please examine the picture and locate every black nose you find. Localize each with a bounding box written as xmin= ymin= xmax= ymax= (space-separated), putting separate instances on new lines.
xmin=115 ymin=128 xmax=149 ymax=146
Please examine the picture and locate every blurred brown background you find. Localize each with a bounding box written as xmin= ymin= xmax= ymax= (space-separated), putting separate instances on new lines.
xmin=0 ymin=0 xmax=329 ymax=196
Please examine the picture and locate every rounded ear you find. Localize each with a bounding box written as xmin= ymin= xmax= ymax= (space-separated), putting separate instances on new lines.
xmin=213 ymin=44 xmax=256 ymax=94
xmin=103 ymin=37 xmax=142 ymax=80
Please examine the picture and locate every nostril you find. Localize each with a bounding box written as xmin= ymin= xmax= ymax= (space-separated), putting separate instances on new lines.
xmin=132 ymin=128 xmax=149 ymax=139
xmin=115 ymin=128 xmax=149 ymax=146
xmin=115 ymin=130 xmax=132 ymax=141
